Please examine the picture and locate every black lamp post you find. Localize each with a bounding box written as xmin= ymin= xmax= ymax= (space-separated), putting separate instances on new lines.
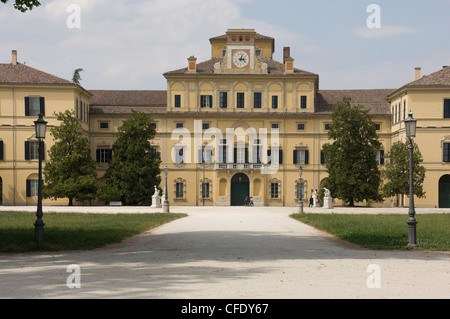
xmin=297 ymin=166 xmax=303 ymax=213
xmin=162 ymin=165 xmax=170 ymax=213
xmin=404 ymin=111 xmax=418 ymax=248
xmin=34 ymin=114 xmax=47 ymax=247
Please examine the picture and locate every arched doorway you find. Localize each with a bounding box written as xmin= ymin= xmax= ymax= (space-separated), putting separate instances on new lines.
xmin=231 ymin=173 xmax=249 ymax=206
xmin=439 ymin=175 xmax=450 ymax=208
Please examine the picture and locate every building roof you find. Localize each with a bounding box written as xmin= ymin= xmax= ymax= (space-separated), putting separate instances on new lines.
xmin=316 ymin=89 xmax=395 ymax=115
xmin=89 ymin=90 xmax=167 ymax=106
xmin=89 ymin=90 xmax=167 ymax=114
xmin=0 ymin=63 xmax=74 ymax=85
xmin=405 ymin=66 xmax=450 ymax=87
xmin=209 ymin=32 xmax=274 ymax=42
xmin=164 ymin=57 xmax=317 ymax=77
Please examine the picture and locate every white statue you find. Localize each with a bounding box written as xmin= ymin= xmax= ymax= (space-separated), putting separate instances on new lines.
xmin=154 ymin=185 xmax=160 ymax=196
xmin=323 ymin=187 xmax=333 ymax=209
xmin=311 ymin=188 xmax=319 ymax=207
xmin=324 ymin=187 xmax=331 ymax=198
xmin=151 ymin=185 xmax=162 ymax=208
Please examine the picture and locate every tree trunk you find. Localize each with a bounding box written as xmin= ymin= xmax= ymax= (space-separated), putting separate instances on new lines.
xmin=348 ymin=198 xmax=355 ymax=207
xmin=401 ymin=194 xmax=404 ymax=207
xmin=68 ymin=198 xmax=73 ymax=206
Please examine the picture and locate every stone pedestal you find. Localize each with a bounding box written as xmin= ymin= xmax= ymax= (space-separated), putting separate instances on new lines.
xmin=151 ymin=194 xmax=161 ymax=208
xmin=323 ymin=196 xmax=333 ymax=209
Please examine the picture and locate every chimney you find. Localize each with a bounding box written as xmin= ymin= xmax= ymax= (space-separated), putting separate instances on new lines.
xmin=187 ymin=56 xmax=197 ymax=73
xmin=285 ymin=56 xmax=294 ymax=74
xmin=414 ymin=67 xmax=421 ymax=81
xmin=12 ymin=50 xmax=17 ymax=65
xmin=283 ymin=47 xmax=290 ymax=64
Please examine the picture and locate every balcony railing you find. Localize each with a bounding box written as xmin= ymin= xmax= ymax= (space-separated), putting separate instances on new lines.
xmin=214 ymin=163 xmax=263 ymax=171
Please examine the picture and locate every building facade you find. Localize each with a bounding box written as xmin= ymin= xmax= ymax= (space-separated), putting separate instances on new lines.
xmin=1 ymin=29 xmax=449 ymax=208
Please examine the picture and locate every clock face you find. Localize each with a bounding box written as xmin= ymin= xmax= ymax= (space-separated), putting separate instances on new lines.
xmin=233 ymin=51 xmax=249 ymax=68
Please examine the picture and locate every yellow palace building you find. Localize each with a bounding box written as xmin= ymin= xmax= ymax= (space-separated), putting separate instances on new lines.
xmin=1 ymin=29 xmax=449 ymax=208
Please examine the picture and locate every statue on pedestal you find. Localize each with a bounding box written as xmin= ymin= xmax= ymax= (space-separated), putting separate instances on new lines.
xmin=151 ymin=185 xmax=162 ymax=208
xmin=323 ymin=187 xmax=333 ymax=209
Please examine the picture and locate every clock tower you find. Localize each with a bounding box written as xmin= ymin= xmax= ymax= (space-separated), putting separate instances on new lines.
xmin=210 ymin=29 xmax=274 ymax=74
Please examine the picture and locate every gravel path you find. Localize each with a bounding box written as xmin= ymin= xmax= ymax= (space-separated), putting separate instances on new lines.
xmin=0 ymin=206 xmax=449 ymax=299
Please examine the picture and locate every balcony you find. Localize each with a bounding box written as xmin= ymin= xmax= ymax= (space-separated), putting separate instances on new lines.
xmin=214 ymin=163 xmax=265 ymax=176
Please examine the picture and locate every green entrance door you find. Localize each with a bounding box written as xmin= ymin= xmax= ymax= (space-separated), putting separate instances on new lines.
xmin=439 ymin=175 xmax=450 ymax=208
xmin=231 ymin=173 xmax=249 ymax=206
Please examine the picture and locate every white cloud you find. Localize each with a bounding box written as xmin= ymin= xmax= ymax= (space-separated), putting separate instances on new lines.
xmin=353 ymin=25 xmax=419 ymax=39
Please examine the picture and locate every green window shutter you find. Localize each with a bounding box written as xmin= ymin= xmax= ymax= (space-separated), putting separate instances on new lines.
xmin=26 ymin=179 xmax=31 ymax=197
xmin=305 ymin=150 xmax=309 ymax=164
xmin=0 ymin=141 xmax=3 ymax=160
xmin=39 ymin=97 xmax=45 ymax=116
xmin=301 ymin=96 xmax=307 ymax=109
xmin=25 ymin=141 xmax=30 ymax=160
xmin=279 ymin=150 xmax=283 ymax=164
xmin=321 ymin=151 xmax=325 ymax=164
xmin=25 ymin=97 xmax=30 ymax=116
xmin=293 ymin=150 xmax=298 ymax=164
xmin=380 ymin=150 xmax=385 ymax=165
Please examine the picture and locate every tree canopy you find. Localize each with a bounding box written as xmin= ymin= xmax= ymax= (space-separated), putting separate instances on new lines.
xmin=322 ymin=97 xmax=383 ymax=206
xmin=1 ymin=0 xmax=41 ymax=12
xmin=382 ymin=140 xmax=426 ymax=206
xmin=43 ymin=110 xmax=99 ymax=206
xmin=101 ymin=111 xmax=161 ymax=205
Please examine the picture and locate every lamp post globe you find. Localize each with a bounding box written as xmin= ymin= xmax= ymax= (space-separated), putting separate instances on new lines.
xmin=33 ymin=114 xmax=47 ymax=247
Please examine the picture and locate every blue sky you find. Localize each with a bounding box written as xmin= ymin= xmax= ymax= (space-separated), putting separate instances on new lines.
xmin=1 ymin=0 xmax=449 ymax=91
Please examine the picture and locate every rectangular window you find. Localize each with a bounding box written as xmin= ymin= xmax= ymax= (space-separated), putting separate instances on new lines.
xmin=271 ymin=123 xmax=279 ymax=130
xmin=220 ymin=92 xmax=228 ymax=108
xmin=202 ymin=123 xmax=210 ymax=130
xmin=267 ymin=149 xmax=283 ymax=165
xmin=176 ymin=122 xmax=184 ymax=129
xmin=376 ymin=150 xmax=385 ymax=165
xmin=198 ymin=148 xmax=212 ymax=164
xmin=375 ymin=123 xmax=381 ymax=131
xmin=201 ymin=182 xmax=210 ymax=199
xmin=200 ymin=95 xmax=212 ymax=108
xmin=444 ymin=143 xmax=450 ymax=162
xmin=254 ymin=92 xmax=262 ymax=108
xmin=0 ymin=140 xmax=3 ymax=161
xmin=271 ymin=183 xmax=279 ymax=199
xmin=297 ymin=123 xmax=305 ymax=131
xmin=444 ymin=99 xmax=450 ymax=118
xmin=25 ymin=141 xmax=40 ymax=160
xmin=175 ymin=147 xmax=184 ymax=164
xmin=252 ymin=140 xmax=262 ymax=164
xmin=25 ymin=97 xmax=45 ymax=116
xmin=175 ymin=182 xmax=184 ymax=198
xmin=237 ymin=92 xmax=245 ymax=108
xmin=403 ymin=101 xmax=406 ymax=120
xmin=151 ymin=122 xmax=157 ymax=129
xmin=297 ymin=182 xmax=304 ymax=200
xmin=272 ymin=96 xmax=278 ymax=109
xmin=99 ymin=122 xmax=109 ymax=129
xmin=96 ymin=149 xmax=112 ymax=163
xmin=293 ymin=150 xmax=309 ymax=165
xmin=300 ymin=96 xmax=307 ymax=109
xmin=27 ymin=179 xmax=39 ymax=197
xmin=174 ymin=95 xmax=181 ymax=108
xmin=324 ymin=123 xmax=330 ymax=130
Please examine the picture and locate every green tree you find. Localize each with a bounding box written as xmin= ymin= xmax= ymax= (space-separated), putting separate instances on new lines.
xmin=43 ymin=110 xmax=99 ymax=206
xmin=382 ymin=140 xmax=426 ymax=206
xmin=322 ymin=97 xmax=383 ymax=206
xmin=1 ymin=0 xmax=40 ymax=12
xmin=72 ymin=68 xmax=84 ymax=85
xmin=101 ymin=111 xmax=161 ymax=205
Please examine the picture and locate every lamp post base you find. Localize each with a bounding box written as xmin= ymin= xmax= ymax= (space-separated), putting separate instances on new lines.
xmin=162 ymin=202 xmax=170 ymax=213
xmin=297 ymin=202 xmax=303 ymax=214
xmin=407 ymin=217 xmax=418 ymax=248
xmin=34 ymin=220 xmax=45 ymax=247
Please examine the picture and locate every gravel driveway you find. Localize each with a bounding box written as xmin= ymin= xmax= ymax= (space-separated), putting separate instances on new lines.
xmin=0 ymin=206 xmax=449 ymax=299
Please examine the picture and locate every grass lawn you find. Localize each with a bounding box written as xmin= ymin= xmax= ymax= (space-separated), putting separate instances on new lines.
xmin=0 ymin=211 xmax=187 ymax=253
xmin=291 ymin=213 xmax=450 ymax=251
